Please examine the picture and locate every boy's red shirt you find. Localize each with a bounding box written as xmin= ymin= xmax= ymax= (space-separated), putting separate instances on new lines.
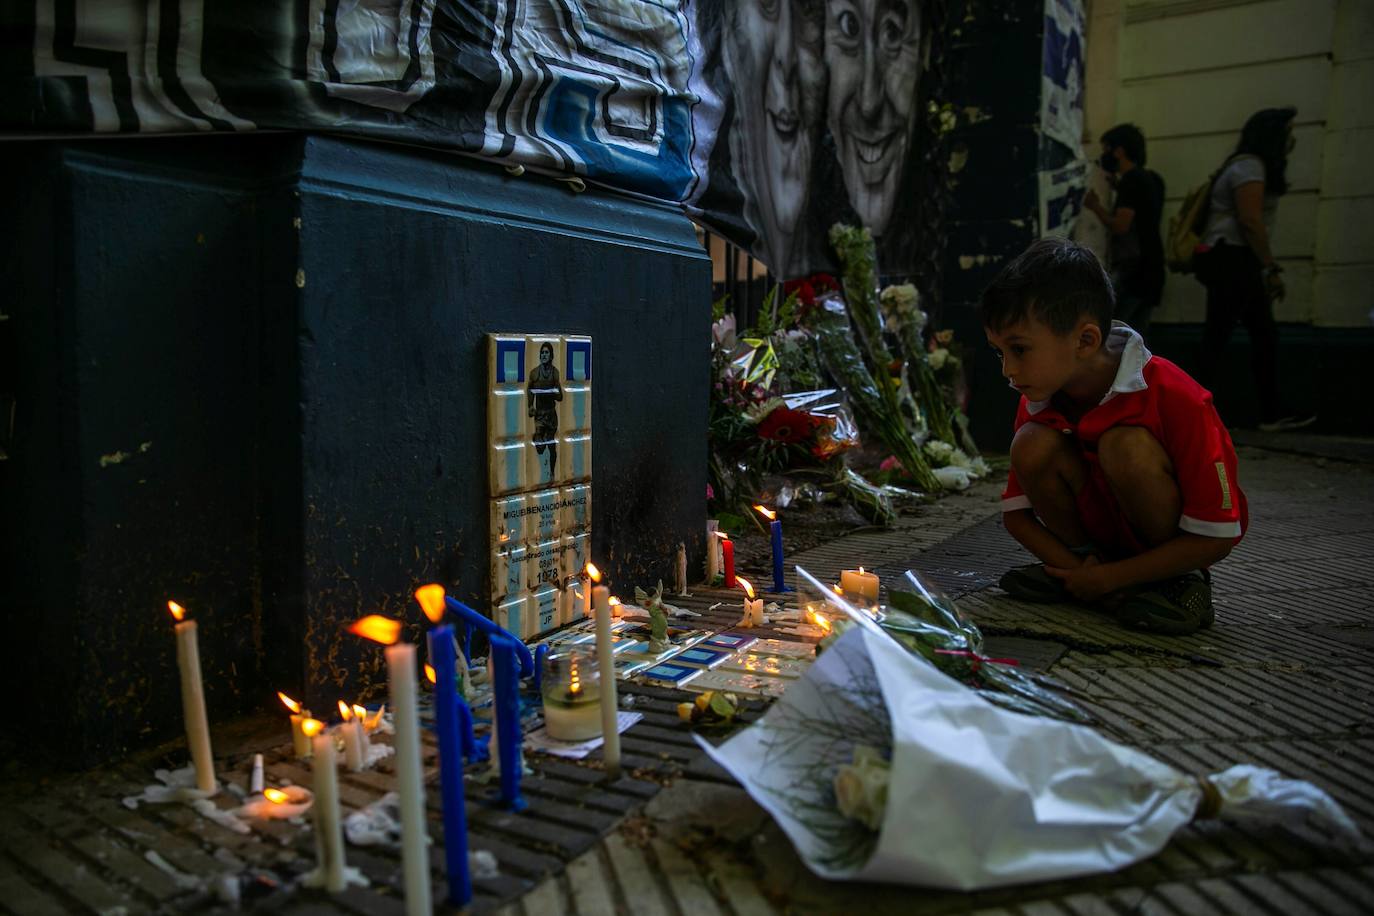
xmin=1002 ymin=325 xmax=1248 ymax=541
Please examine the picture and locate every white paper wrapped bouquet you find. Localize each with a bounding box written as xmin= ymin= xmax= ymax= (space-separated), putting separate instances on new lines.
xmin=700 ymin=567 xmax=1360 ymax=889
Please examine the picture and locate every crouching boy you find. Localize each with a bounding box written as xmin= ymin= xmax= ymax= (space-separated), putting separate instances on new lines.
xmin=980 ymin=238 xmax=1246 ymax=634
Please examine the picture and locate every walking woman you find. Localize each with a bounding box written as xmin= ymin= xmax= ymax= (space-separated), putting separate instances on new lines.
xmin=1195 ymin=106 xmax=1314 ymax=431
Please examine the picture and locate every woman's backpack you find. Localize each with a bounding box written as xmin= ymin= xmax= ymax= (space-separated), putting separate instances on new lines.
xmin=1166 ymin=154 xmax=1260 ymax=274
xmin=1166 ymin=179 xmax=1214 ymax=274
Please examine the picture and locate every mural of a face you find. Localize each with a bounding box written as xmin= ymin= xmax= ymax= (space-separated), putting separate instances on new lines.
xmin=722 ymin=0 xmax=825 ymax=276
xmin=824 ymin=0 xmax=922 ymax=236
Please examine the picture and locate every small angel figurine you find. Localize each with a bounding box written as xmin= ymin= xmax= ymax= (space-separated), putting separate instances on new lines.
xmin=636 ymin=580 xmax=671 ymax=654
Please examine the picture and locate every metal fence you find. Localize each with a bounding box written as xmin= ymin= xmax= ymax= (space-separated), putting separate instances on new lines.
xmin=698 ymin=227 xmax=778 ymax=332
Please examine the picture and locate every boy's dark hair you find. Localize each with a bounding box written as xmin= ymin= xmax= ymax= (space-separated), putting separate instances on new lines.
xmin=979 ymin=238 xmax=1115 ymax=336
xmin=1101 ymin=123 xmax=1147 ymax=166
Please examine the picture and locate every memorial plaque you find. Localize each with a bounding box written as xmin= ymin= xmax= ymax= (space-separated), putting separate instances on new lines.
xmin=488 ymin=334 xmax=592 ymax=639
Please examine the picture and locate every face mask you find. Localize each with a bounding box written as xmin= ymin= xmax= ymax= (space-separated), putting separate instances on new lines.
xmin=1099 ymin=151 xmax=1118 ymax=173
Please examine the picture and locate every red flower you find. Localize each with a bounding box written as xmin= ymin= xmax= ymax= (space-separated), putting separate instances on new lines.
xmin=783 ymin=272 xmax=841 ymax=308
xmin=758 ymin=407 xmax=818 ymax=444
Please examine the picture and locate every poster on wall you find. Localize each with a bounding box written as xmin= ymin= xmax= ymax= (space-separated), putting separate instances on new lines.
xmin=1041 ymin=0 xmax=1087 ymax=152
xmin=3 ymin=0 xmax=937 ymax=280
xmin=1038 ymin=159 xmax=1087 ymax=239
xmin=684 ymin=0 xmax=935 ymax=279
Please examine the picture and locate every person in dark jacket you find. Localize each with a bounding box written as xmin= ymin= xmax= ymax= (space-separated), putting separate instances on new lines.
xmin=1084 ymin=123 xmax=1166 ymax=338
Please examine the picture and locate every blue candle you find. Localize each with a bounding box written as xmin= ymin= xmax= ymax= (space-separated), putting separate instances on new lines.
xmin=489 ymin=634 xmax=526 ymax=810
xmin=430 ymin=623 xmax=473 ymax=907
xmin=755 ymin=504 xmax=791 ymax=592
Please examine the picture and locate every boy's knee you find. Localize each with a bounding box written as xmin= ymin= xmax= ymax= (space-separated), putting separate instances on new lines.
xmin=1010 ymin=422 xmax=1073 ymax=475
xmin=1098 ymin=426 xmax=1173 ymax=484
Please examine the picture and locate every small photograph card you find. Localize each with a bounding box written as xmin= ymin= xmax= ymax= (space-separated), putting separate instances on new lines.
xmin=613 ymin=655 xmax=653 ymax=679
xmin=683 ymin=668 xmax=793 ymax=699
xmin=749 ymin=638 xmax=819 ymax=659
xmin=639 ymin=662 xmax=704 ymax=687
xmin=703 ymin=632 xmax=758 ymax=652
xmin=720 ymin=651 xmax=812 ymax=679
xmin=671 ymin=645 xmax=733 ymax=670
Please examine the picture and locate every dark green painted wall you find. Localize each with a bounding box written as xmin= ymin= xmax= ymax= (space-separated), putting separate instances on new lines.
xmin=0 ymin=135 xmax=711 ymax=766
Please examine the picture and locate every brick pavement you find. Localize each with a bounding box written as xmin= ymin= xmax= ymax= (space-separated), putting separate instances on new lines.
xmin=2 ymin=444 xmax=1371 ymax=914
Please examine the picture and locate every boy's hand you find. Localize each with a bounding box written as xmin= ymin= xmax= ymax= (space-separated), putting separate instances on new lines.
xmin=1044 ymin=556 xmax=1118 ymax=602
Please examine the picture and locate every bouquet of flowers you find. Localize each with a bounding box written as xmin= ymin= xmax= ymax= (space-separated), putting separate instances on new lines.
xmin=701 ymin=566 xmax=1360 ymax=888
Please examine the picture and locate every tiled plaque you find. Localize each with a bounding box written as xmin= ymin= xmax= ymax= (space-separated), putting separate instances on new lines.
xmin=488 ymin=334 xmax=592 ymax=639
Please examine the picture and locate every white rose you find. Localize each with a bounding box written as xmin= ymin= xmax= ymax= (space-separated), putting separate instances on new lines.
xmin=923 ymin=440 xmax=955 ymax=464
xmin=970 ymin=456 xmax=989 ymax=476
xmin=929 ymin=347 xmax=950 ymax=371
xmin=834 ymin=748 xmax=891 ymax=831
xmin=934 ymin=465 xmax=973 ymax=491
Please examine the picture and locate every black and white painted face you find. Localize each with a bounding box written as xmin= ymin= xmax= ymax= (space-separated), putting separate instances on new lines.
xmin=723 ymin=0 xmax=825 ymax=271
xmin=540 ymin=344 xmax=553 ymax=366
xmin=824 ymin=0 xmax=921 ymax=236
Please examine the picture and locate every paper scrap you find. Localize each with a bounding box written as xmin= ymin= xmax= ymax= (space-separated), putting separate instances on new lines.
xmin=525 ymin=711 xmax=643 ymax=759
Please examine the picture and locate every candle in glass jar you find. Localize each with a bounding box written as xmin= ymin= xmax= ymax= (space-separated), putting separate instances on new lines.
xmin=542 ymin=650 xmax=602 ymax=741
xmin=840 ymin=567 xmax=880 ymax=602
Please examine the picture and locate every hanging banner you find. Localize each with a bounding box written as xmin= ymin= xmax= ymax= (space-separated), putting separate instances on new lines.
xmin=1038 ymin=158 xmax=1087 ymax=239
xmin=1041 ymin=0 xmax=1087 ymax=152
xmin=4 ymin=0 xmax=937 ymax=280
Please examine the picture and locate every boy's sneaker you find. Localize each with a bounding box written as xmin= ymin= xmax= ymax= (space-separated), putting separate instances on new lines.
xmin=1258 ymin=413 xmax=1317 ymax=433
xmin=1111 ymin=570 xmax=1213 ymax=635
xmin=999 ymin=564 xmax=1071 ymax=603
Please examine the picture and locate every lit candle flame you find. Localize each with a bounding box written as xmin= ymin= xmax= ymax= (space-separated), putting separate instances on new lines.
xmin=833 ymin=584 xmax=844 ymax=595
xmin=167 ymin=600 xmax=187 ymax=622
xmin=264 ymin=787 xmax=289 ymax=805
xmin=569 ymin=655 xmax=581 ymax=695
xmin=738 ymin=576 xmax=756 ymax=600
xmin=301 ymin=718 xmax=325 ymax=738
xmin=585 ymin=561 xmax=602 ymax=583
xmin=816 ymin=615 xmax=832 ymax=633
xmin=859 ymin=566 xmax=865 ymax=575
xmin=338 ymin=700 xmax=351 ymax=721
xmin=277 ymin=691 xmax=302 ymax=714
xmin=349 ymin=614 xmax=402 ymax=645
xmin=414 ymin=584 xmax=446 ymax=624
xmin=424 ymin=664 xmax=437 ymax=684
xmin=608 ymin=596 xmax=621 ymax=608
xmin=365 ymin=706 xmax=385 ymax=730
xmin=753 ymin=504 xmax=777 ymax=521
xmin=715 ymin=531 xmax=730 ymax=541
xmin=352 ymin=704 xmax=367 ymax=721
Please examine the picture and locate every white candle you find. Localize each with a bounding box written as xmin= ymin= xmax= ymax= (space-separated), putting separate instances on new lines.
xmin=352 ymin=704 xmax=371 ymax=760
xmin=338 ymin=702 xmax=364 ymax=772
xmin=239 ymin=784 xmax=313 ymax=819
xmin=169 ymin=602 xmax=216 ymax=794
xmin=840 ymin=568 xmax=881 ymax=603
xmin=279 ymin=692 xmax=313 ymax=758
xmin=705 ymin=522 xmax=720 ymax=582
xmin=387 ymin=642 xmax=433 ymax=916
xmin=250 ymin=754 xmax=264 ymax=795
xmin=675 ymin=543 xmax=688 ymax=596
xmin=593 ymin=585 xmax=621 ymax=778
xmin=311 ymin=725 xmax=348 ymax=892
xmin=582 ymin=573 xmax=593 ymax=619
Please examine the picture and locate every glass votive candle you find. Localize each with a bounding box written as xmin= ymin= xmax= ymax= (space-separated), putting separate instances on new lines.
xmin=541 ymin=648 xmax=603 ymax=741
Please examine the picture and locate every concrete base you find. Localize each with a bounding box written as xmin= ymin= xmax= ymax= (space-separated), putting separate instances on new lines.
xmin=0 ymin=135 xmax=710 ymax=765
